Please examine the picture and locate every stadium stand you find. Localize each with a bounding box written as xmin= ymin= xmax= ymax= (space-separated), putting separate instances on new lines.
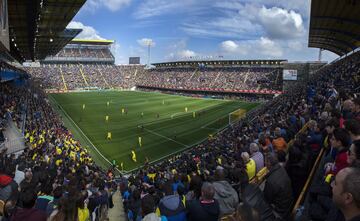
xmin=1 ymin=0 xmax=360 ymax=220
xmin=118 ymin=50 xmax=360 ymax=221
xmin=136 ymin=66 xmax=283 ymax=93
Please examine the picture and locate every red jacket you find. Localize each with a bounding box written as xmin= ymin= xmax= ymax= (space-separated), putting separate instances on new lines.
xmin=0 ymin=174 xmax=13 ymax=187
xmin=333 ymin=148 xmax=349 ymax=175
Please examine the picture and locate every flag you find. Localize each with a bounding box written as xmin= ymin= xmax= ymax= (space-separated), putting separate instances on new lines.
xmin=138 ymin=136 xmax=142 ymax=147
xmin=131 ymin=150 xmax=137 ymax=162
xmin=185 ymin=107 xmax=188 ymax=112
xmin=193 ymin=112 xmax=196 ymax=118
xmin=120 ymin=162 xmax=124 ymax=171
xmin=107 ymin=132 xmax=112 ymax=140
xmin=82 ymin=104 xmax=86 ymax=110
xmin=162 ymin=100 xmax=165 ymax=105
xmin=105 ymin=115 xmax=109 ymax=122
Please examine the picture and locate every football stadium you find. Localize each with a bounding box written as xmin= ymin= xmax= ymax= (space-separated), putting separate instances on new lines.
xmin=0 ymin=0 xmax=360 ymax=221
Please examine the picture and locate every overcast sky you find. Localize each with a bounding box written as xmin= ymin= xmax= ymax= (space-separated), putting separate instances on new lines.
xmin=68 ymin=0 xmax=339 ymax=64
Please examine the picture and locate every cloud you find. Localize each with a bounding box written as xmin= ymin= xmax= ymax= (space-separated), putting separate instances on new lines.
xmin=85 ymin=0 xmax=131 ymax=12
xmin=133 ymin=0 xmax=204 ymax=19
xmin=182 ymin=3 xmax=305 ymax=40
xmin=258 ymin=37 xmax=283 ymax=57
xmin=110 ymin=42 xmax=128 ymax=65
xmin=220 ymin=41 xmax=239 ymax=53
xmin=256 ymin=6 xmax=305 ymax=39
xmin=137 ymin=38 xmax=156 ymax=47
xmin=220 ymin=37 xmax=283 ymax=58
xmin=67 ymin=21 xmax=105 ymax=40
xmin=165 ymin=50 xmax=198 ymax=61
xmin=178 ymin=50 xmax=197 ymax=58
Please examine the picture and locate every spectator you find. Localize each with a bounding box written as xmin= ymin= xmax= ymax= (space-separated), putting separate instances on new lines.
xmin=46 ymin=186 xmax=63 ymax=217
xmin=158 ymin=182 xmax=186 ymax=221
xmin=332 ymin=167 xmax=360 ymax=221
xmin=141 ymin=194 xmax=165 ymax=221
xmin=344 ymin=120 xmax=360 ymax=141
xmin=249 ymin=143 xmax=264 ymax=173
xmin=241 ymin=152 xmax=256 ymax=180
xmin=186 ymin=182 xmax=220 ymax=221
xmin=11 ymin=190 xmax=47 ymax=221
xmin=347 ymin=140 xmax=360 ymax=166
xmin=263 ymin=154 xmax=293 ymax=220
xmin=77 ymin=190 xmax=90 ymax=221
xmin=231 ymin=203 xmax=261 ymax=221
xmin=326 ymin=128 xmax=351 ymax=175
xmin=212 ymin=167 xmax=239 ymax=216
xmin=34 ymin=184 xmax=54 ymax=212
xmin=272 ymin=127 xmax=288 ymax=152
xmin=237 ymin=167 xmax=275 ymax=221
xmin=48 ymin=196 xmax=77 ymax=221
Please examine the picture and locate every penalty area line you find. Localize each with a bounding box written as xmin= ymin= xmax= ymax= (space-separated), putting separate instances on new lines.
xmin=142 ymin=127 xmax=189 ymax=148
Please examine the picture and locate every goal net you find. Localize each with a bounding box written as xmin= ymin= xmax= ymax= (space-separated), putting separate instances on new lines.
xmin=228 ymin=109 xmax=247 ymax=125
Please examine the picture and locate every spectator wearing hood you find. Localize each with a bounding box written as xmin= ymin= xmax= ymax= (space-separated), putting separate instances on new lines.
xmin=158 ymin=182 xmax=186 ymax=221
xmin=212 ymin=168 xmax=239 ymax=216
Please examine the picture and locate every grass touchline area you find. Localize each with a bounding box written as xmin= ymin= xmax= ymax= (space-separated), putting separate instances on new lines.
xmin=49 ymin=91 xmax=259 ymax=171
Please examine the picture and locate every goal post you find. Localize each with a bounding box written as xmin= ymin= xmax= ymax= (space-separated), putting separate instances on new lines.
xmin=228 ymin=109 xmax=247 ymax=125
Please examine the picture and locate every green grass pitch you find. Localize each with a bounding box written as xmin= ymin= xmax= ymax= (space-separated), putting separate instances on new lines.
xmin=49 ymin=91 xmax=259 ymax=172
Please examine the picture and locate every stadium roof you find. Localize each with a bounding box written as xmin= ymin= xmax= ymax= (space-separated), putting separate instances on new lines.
xmin=71 ymin=39 xmax=115 ymax=45
xmin=308 ymin=0 xmax=360 ymax=56
xmin=152 ymin=59 xmax=286 ymax=68
xmin=8 ymin=0 xmax=86 ymax=62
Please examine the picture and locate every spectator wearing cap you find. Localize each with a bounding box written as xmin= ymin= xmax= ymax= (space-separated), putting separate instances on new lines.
xmin=186 ymin=182 xmax=220 ymax=221
xmin=249 ymin=143 xmax=264 ymax=173
xmin=332 ymin=167 xmax=360 ymax=221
